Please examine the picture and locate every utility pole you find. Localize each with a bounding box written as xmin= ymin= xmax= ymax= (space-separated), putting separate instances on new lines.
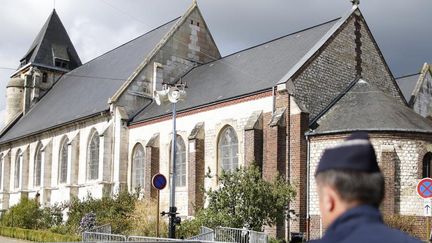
xmin=154 ymin=84 xmax=186 ymax=238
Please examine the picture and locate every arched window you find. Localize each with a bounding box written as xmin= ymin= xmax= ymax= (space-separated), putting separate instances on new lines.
xmin=59 ymin=138 xmax=69 ymax=184
xmin=218 ymin=126 xmax=239 ymax=172
xmin=171 ymin=135 xmax=186 ymax=187
xmin=423 ymin=152 xmax=432 ymax=178
xmin=14 ymin=149 xmax=22 ymax=189
xmin=34 ymin=143 xmax=42 ymax=187
xmin=87 ymin=130 xmax=100 ymax=180
xmin=132 ymin=143 xmax=145 ymax=190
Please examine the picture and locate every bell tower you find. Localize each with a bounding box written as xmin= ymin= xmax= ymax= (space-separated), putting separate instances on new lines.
xmin=5 ymin=9 xmax=81 ymax=125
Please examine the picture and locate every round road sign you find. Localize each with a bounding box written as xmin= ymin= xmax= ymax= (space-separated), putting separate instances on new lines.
xmin=417 ymin=178 xmax=432 ymax=199
xmin=152 ymin=174 xmax=167 ymax=190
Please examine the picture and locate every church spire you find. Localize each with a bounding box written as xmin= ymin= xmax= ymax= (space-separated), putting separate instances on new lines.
xmin=19 ymin=9 xmax=81 ymax=71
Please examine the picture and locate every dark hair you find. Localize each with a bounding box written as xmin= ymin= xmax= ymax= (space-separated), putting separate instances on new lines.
xmin=315 ymin=170 xmax=385 ymax=207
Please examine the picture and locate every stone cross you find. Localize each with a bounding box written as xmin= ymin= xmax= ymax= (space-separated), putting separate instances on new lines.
xmin=351 ymin=0 xmax=360 ymax=6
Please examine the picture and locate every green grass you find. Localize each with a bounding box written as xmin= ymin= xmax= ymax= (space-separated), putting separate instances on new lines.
xmin=0 ymin=226 xmax=81 ymax=242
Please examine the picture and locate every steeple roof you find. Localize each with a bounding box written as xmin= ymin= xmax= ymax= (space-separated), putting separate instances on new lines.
xmin=19 ymin=9 xmax=81 ymax=71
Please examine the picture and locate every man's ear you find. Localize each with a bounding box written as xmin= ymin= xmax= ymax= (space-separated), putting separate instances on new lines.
xmin=323 ymin=186 xmax=337 ymax=213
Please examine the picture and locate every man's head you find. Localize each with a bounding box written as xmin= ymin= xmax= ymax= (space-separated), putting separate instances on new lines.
xmin=315 ymin=132 xmax=385 ymax=227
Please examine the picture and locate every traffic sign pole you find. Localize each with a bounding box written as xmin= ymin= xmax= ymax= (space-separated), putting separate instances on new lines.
xmin=156 ymin=190 xmax=160 ymax=237
xmin=152 ymin=173 xmax=167 ymax=238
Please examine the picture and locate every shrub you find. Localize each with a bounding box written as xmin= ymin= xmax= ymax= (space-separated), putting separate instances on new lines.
xmin=0 ymin=198 xmax=41 ymax=229
xmin=79 ymin=212 xmax=97 ymax=232
xmin=65 ymin=190 xmax=138 ymax=234
xmin=127 ymin=199 xmax=168 ymax=237
xmin=178 ymin=165 xmax=296 ymax=238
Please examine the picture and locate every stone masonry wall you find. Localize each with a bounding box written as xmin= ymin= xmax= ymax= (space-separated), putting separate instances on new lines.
xmin=117 ymin=6 xmax=221 ymax=117
xmin=414 ymin=71 xmax=432 ymax=117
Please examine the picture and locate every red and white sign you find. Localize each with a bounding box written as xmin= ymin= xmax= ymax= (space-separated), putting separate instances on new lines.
xmin=417 ymin=178 xmax=432 ymax=199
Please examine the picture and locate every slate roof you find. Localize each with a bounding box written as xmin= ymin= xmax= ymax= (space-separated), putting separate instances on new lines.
xmin=20 ymin=10 xmax=82 ymax=71
xmin=0 ymin=18 xmax=179 ymax=143
xmin=396 ymin=73 xmax=420 ymax=102
xmin=310 ymin=79 xmax=432 ymax=135
xmin=130 ymin=18 xmax=341 ymax=123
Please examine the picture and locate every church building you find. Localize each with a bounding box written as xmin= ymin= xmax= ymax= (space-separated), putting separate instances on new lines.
xmin=1 ymin=2 xmax=431 ymax=241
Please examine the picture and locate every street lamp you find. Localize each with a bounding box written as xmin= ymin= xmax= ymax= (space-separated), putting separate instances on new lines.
xmin=154 ymin=83 xmax=187 ymax=239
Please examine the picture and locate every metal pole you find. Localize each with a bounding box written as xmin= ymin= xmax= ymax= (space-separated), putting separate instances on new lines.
xmin=156 ymin=190 xmax=160 ymax=237
xmin=168 ymin=102 xmax=177 ymax=238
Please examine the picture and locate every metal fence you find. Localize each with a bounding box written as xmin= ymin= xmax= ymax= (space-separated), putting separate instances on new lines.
xmin=87 ymin=224 xmax=112 ymax=234
xmin=214 ymin=227 xmax=268 ymax=243
xmin=82 ymin=231 xmax=127 ymax=242
xmin=127 ymin=236 xmax=181 ymax=242
xmin=81 ymin=226 xmax=267 ymax=243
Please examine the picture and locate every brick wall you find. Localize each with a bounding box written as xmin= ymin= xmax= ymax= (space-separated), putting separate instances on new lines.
xmin=291 ymin=14 xmax=403 ymax=121
xmin=289 ymin=112 xmax=309 ymax=234
xmin=381 ymin=147 xmax=397 ymax=215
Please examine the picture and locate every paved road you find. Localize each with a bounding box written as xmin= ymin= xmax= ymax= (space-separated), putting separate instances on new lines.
xmin=0 ymin=236 xmax=31 ymax=243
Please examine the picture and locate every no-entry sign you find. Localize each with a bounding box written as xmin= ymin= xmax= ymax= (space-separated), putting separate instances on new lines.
xmin=417 ymin=178 xmax=432 ymax=199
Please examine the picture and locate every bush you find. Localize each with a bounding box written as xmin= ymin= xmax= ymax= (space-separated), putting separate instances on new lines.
xmin=0 ymin=226 xmax=80 ymax=242
xmin=127 ymin=199 xmax=168 ymax=237
xmin=0 ymin=197 xmax=64 ymax=230
xmin=178 ymin=165 xmax=296 ymax=238
xmin=65 ymin=190 xmax=138 ymax=234
xmin=0 ymin=198 xmax=41 ymax=229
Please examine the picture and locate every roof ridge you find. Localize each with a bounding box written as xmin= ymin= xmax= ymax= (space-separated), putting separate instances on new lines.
xmin=310 ymin=77 xmax=361 ymax=126
xmin=21 ymin=10 xmax=54 ymax=61
xmin=277 ymin=5 xmax=359 ymax=85
xmin=65 ymin=17 xmax=181 ymax=78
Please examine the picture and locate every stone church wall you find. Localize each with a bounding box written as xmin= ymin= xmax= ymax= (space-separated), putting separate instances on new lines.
xmin=0 ymin=115 xmax=115 ymax=208
xmin=128 ymin=94 xmax=273 ymax=216
xmin=116 ymin=7 xmax=220 ymax=117
xmin=414 ymin=71 xmax=432 ymax=117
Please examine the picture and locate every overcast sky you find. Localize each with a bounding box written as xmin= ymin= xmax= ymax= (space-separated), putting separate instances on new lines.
xmin=0 ymin=0 xmax=431 ymax=126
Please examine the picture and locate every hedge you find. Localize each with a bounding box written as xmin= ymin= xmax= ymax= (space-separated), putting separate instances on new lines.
xmin=0 ymin=226 xmax=81 ymax=242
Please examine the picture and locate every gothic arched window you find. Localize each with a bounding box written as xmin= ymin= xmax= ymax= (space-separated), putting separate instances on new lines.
xmin=87 ymin=130 xmax=100 ymax=180
xmin=59 ymin=138 xmax=69 ymax=184
xmin=423 ymin=152 xmax=432 ymax=178
xmin=132 ymin=143 xmax=145 ymax=190
xmin=14 ymin=149 xmax=22 ymax=189
xmin=171 ymin=135 xmax=186 ymax=187
xmin=34 ymin=143 xmax=43 ymax=187
xmin=218 ymin=126 xmax=239 ymax=172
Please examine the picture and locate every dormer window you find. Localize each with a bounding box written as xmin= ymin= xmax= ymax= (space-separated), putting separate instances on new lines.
xmin=52 ymin=44 xmax=70 ymax=69
xmin=54 ymin=58 xmax=69 ymax=69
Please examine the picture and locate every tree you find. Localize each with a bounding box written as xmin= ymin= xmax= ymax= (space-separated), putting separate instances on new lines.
xmin=178 ymin=165 xmax=295 ymax=237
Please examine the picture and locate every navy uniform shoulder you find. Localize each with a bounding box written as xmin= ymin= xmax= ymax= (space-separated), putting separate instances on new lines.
xmin=343 ymin=223 xmax=422 ymax=243
xmin=308 ymin=223 xmax=422 ymax=243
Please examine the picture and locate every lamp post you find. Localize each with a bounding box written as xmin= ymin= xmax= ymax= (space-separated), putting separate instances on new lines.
xmin=154 ymin=84 xmax=186 ymax=239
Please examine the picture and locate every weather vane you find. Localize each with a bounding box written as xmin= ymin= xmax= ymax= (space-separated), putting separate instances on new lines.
xmin=351 ymin=0 xmax=360 ymax=6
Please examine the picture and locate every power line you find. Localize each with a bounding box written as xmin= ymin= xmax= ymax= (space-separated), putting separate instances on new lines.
xmin=0 ymin=66 xmax=127 ymax=81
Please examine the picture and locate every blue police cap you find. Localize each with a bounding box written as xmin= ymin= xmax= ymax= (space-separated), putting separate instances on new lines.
xmin=315 ymin=132 xmax=380 ymax=175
